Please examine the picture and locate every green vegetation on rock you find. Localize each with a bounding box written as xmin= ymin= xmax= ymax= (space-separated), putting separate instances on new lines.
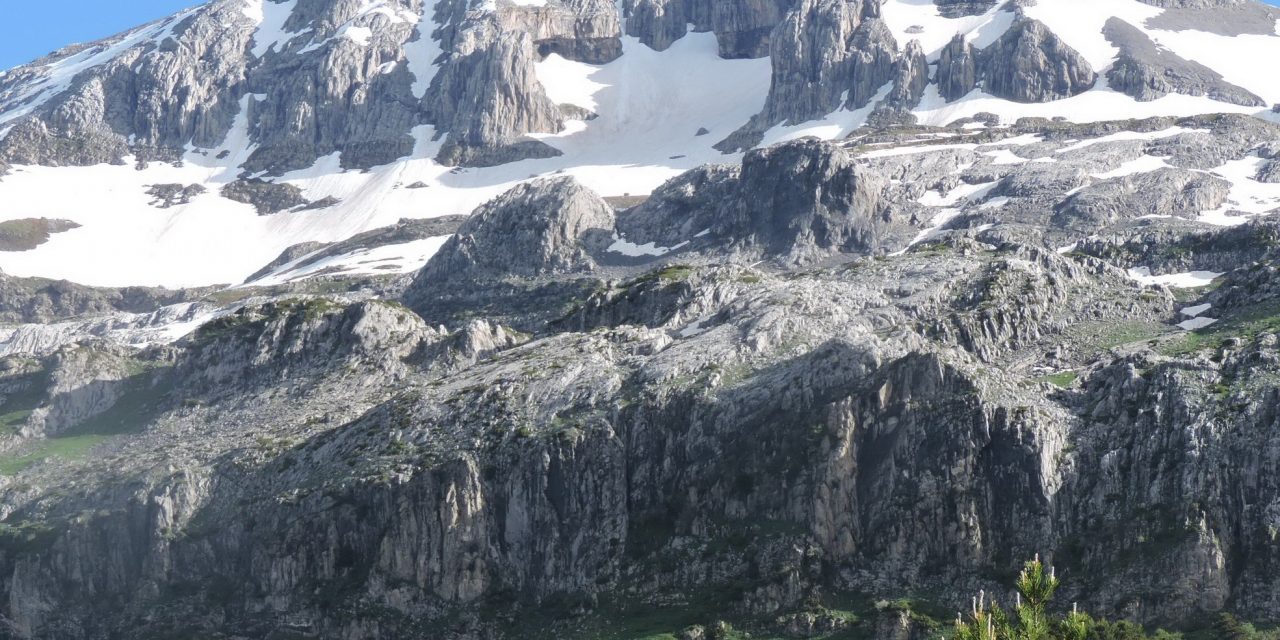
xmin=0 ymin=434 xmax=110 ymax=476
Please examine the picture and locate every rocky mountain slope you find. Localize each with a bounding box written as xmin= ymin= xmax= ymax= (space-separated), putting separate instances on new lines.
xmin=2 ymin=1 xmax=1280 ymax=639
xmin=0 ymin=0 xmax=1278 ymax=286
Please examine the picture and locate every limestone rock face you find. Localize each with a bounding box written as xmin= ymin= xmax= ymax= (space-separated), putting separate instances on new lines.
xmin=1054 ymin=168 xmax=1232 ymax=230
xmin=766 ymin=0 xmax=895 ymax=122
xmin=0 ymin=79 xmax=130 ymax=167
xmin=624 ymin=139 xmax=900 ymax=263
xmin=25 ymin=341 xmax=142 ymax=438
xmin=727 ymin=139 xmax=891 ymax=259
xmin=498 ymin=0 xmax=624 ymax=64
xmin=1258 ymin=160 xmax=1280 ymax=184
xmin=10 ymin=116 xmax=1280 ymax=636
xmin=623 ymin=0 xmax=795 ymax=58
xmin=936 ymin=34 xmax=979 ymax=101
xmin=763 ymin=0 xmax=870 ymax=125
xmin=717 ymin=0 xmax=896 ymax=149
xmin=979 ymin=19 xmax=1097 ymax=103
xmin=427 ymin=22 xmax=566 ymax=167
xmin=616 ymin=164 xmax=743 ymax=248
xmin=1104 ymin=18 xmax=1264 ymax=106
xmin=0 ymin=0 xmax=624 ymax=173
xmin=413 ymin=176 xmax=616 ymax=284
xmin=1139 ymin=0 xmax=1280 ymax=36
xmin=934 ymin=0 xmax=999 ymax=18
xmin=882 ymin=39 xmax=929 ymax=112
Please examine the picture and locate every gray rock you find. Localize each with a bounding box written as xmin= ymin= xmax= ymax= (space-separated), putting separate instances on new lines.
xmin=427 ymin=22 xmax=566 ymax=167
xmin=1054 ymin=168 xmax=1231 ymax=231
xmin=499 ymin=0 xmax=624 ymax=64
xmin=725 ymin=138 xmax=894 ymax=260
xmin=1258 ymin=159 xmax=1280 ymax=184
xmin=935 ymin=0 xmax=999 ymax=18
xmin=617 ymin=164 xmax=742 ymax=249
xmin=0 ymin=219 xmax=81 ymax=252
xmin=1104 ymin=18 xmax=1264 ymax=106
xmin=245 ymin=216 xmax=467 ymax=284
xmin=1140 ymin=0 xmax=1280 ymax=36
xmin=243 ymin=241 xmax=330 ymax=283
xmin=25 ymin=340 xmax=152 ymax=438
xmin=623 ymin=0 xmax=793 ymax=58
xmin=0 ymin=78 xmax=130 ymax=167
xmin=0 ymin=0 xmax=630 ymax=174
xmin=876 ymin=39 xmax=929 ymax=119
xmin=979 ymin=19 xmax=1097 ymax=103
xmin=219 ymin=178 xmax=309 ymax=215
xmin=717 ymin=0 xmax=896 ymax=150
xmin=936 ymin=34 xmax=979 ymax=102
xmin=0 ymin=273 xmax=207 ymax=324
xmin=626 ymin=139 xmax=903 ymax=262
xmin=145 ymin=183 xmax=207 ymax=208
xmin=412 ymin=175 xmax=616 ymax=284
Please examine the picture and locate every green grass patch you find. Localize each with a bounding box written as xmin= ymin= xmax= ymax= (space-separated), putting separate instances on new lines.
xmin=1171 ymin=282 xmax=1220 ymax=304
xmin=655 ymin=265 xmax=695 ymax=282
xmin=1038 ymin=371 xmax=1079 ymax=388
xmin=0 ymin=365 xmax=48 ymax=434
xmin=1159 ymin=301 xmax=1280 ymax=357
xmin=1095 ymin=321 xmax=1167 ymax=350
xmin=0 ymin=433 xmax=109 ymax=476
xmin=0 ymin=409 xmax=33 ymax=431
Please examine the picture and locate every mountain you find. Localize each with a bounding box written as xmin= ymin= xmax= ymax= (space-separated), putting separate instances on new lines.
xmin=0 ymin=0 xmax=1276 ymax=287
xmin=2 ymin=1 xmax=1280 ymax=639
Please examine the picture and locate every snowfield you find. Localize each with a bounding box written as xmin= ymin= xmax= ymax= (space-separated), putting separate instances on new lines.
xmin=0 ymin=32 xmax=769 ymax=288
xmin=0 ymin=0 xmax=1278 ymax=287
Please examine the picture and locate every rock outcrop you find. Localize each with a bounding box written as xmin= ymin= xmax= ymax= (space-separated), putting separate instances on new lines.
xmin=0 ymin=0 xmax=628 ymax=173
xmin=934 ymin=0 xmax=999 ymax=18
xmin=1104 ymin=18 xmax=1265 ymax=106
xmin=411 ymin=176 xmax=616 ymax=284
xmin=498 ymin=0 xmax=624 ymax=64
xmin=979 ymin=19 xmax=1097 ymax=103
xmin=936 ymin=34 xmax=979 ymax=101
xmin=717 ymin=0 xmax=897 ymax=149
xmin=1140 ymin=0 xmax=1280 ymax=36
xmin=427 ymin=21 xmax=566 ymax=168
xmin=6 ymin=3 xmax=1280 ymax=639
xmin=1054 ymin=168 xmax=1232 ymax=231
xmin=623 ymin=139 xmax=902 ymax=262
xmin=623 ymin=0 xmax=794 ymax=58
xmin=874 ymin=39 xmax=929 ymax=121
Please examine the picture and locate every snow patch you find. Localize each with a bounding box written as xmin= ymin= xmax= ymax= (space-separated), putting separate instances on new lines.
xmin=607 ymin=234 xmax=688 ymax=258
xmin=246 ymin=0 xmax=302 ymax=58
xmin=759 ymin=84 xmax=892 ymax=146
xmin=1181 ymin=303 xmax=1212 ymax=318
xmin=1127 ymin=267 xmax=1222 ymax=288
xmin=247 ymin=236 xmax=452 ymax=287
xmin=1178 ymin=316 xmax=1218 ymax=331
xmin=1092 ymin=155 xmax=1171 ymax=179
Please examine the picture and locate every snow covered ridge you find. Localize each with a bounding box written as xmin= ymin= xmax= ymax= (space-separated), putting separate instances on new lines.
xmin=0 ymin=0 xmax=1278 ymax=287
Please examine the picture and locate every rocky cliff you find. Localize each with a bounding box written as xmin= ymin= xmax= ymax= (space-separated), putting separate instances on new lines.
xmin=0 ymin=114 xmax=1276 ymax=638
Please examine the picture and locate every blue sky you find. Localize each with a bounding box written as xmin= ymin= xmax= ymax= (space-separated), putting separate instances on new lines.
xmin=2 ymin=0 xmax=1280 ymax=70
xmin=0 ymin=0 xmax=203 ymax=69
